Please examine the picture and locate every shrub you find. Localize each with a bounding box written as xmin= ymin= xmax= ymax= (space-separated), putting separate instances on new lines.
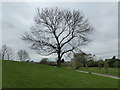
xmin=113 ymin=61 xmax=120 ymax=68
xmin=40 ymin=58 xmax=49 ymax=65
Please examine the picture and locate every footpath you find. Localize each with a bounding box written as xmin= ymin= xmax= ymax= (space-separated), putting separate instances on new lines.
xmin=76 ymin=70 xmax=120 ymax=79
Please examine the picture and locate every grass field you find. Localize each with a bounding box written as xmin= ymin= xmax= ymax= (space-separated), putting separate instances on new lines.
xmin=78 ymin=67 xmax=119 ymax=77
xmin=2 ymin=60 xmax=119 ymax=88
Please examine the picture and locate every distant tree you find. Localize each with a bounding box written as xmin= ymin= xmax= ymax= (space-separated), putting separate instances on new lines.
xmin=98 ymin=60 xmax=102 ymax=69
xmin=104 ymin=61 xmax=109 ymax=73
xmin=30 ymin=60 xmax=34 ymax=63
xmin=87 ymin=54 xmax=93 ymax=61
xmin=70 ymin=59 xmax=76 ymax=68
xmin=26 ymin=60 xmax=29 ymax=62
xmin=75 ymin=60 xmax=83 ymax=69
xmin=80 ymin=53 xmax=89 ymax=67
xmin=113 ymin=61 xmax=120 ymax=68
xmin=6 ymin=47 xmax=14 ymax=60
xmin=107 ymin=59 xmax=120 ymax=67
xmin=93 ymin=54 xmax=97 ymax=61
xmin=87 ymin=60 xmax=94 ymax=67
xmin=40 ymin=58 xmax=49 ymax=64
xmin=22 ymin=7 xmax=93 ymax=67
xmin=17 ymin=50 xmax=29 ymax=61
xmin=73 ymin=51 xmax=89 ymax=69
xmin=0 ymin=44 xmax=7 ymax=60
xmin=107 ymin=59 xmax=114 ymax=67
xmin=86 ymin=54 xmax=96 ymax=67
xmin=112 ymin=56 xmax=116 ymax=59
xmin=0 ymin=44 xmax=13 ymax=60
xmin=94 ymin=61 xmax=98 ymax=67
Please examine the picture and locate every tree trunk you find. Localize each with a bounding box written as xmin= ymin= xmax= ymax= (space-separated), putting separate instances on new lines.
xmin=83 ymin=63 xmax=86 ymax=67
xmin=7 ymin=54 xmax=9 ymax=60
xmin=2 ymin=54 xmax=4 ymax=60
xmin=57 ymin=45 xmax=62 ymax=67
xmin=57 ymin=53 xmax=61 ymax=67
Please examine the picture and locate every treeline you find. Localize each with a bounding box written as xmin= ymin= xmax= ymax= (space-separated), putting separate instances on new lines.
xmin=74 ymin=58 xmax=120 ymax=68
xmin=1 ymin=44 xmax=120 ymax=68
xmin=0 ymin=44 xmax=30 ymax=61
xmin=37 ymin=52 xmax=120 ymax=69
xmin=24 ymin=58 xmax=57 ymax=66
xmin=72 ymin=53 xmax=120 ymax=69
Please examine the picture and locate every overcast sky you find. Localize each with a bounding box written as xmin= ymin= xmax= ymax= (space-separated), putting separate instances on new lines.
xmin=1 ymin=2 xmax=118 ymax=62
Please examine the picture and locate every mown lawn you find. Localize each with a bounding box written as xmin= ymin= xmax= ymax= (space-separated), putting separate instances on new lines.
xmin=79 ymin=67 xmax=119 ymax=77
xmin=2 ymin=60 xmax=119 ymax=88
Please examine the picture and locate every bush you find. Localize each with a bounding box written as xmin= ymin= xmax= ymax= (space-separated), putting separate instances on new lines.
xmin=113 ymin=61 xmax=120 ymax=68
xmin=40 ymin=58 xmax=49 ymax=65
xmin=30 ymin=60 xmax=34 ymax=63
xmin=26 ymin=60 xmax=29 ymax=62
xmin=107 ymin=59 xmax=120 ymax=67
xmin=49 ymin=61 xmax=57 ymax=66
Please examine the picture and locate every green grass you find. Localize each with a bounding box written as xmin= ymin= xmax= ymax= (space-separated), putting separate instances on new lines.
xmin=79 ymin=67 xmax=119 ymax=77
xmin=2 ymin=60 xmax=119 ymax=88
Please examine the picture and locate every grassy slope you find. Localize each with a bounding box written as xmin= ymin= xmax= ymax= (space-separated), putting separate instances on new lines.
xmin=79 ymin=67 xmax=119 ymax=77
xmin=2 ymin=60 xmax=118 ymax=88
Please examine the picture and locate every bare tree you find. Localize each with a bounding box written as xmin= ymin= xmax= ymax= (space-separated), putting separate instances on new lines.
xmin=0 ymin=44 xmax=14 ymax=60
xmin=17 ymin=50 xmax=29 ymax=61
xmin=22 ymin=7 xmax=93 ymax=67
xmin=6 ymin=47 xmax=14 ymax=60
xmin=0 ymin=44 xmax=7 ymax=60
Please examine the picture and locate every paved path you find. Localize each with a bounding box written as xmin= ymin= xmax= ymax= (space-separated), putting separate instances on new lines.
xmin=76 ymin=70 xmax=120 ymax=79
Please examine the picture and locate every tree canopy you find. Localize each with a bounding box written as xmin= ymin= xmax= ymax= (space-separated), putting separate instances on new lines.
xmin=22 ymin=7 xmax=93 ymax=66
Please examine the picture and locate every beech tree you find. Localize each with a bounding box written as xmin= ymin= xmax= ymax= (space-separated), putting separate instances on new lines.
xmin=22 ymin=7 xmax=93 ymax=67
xmin=17 ymin=50 xmax=29 ymax=61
